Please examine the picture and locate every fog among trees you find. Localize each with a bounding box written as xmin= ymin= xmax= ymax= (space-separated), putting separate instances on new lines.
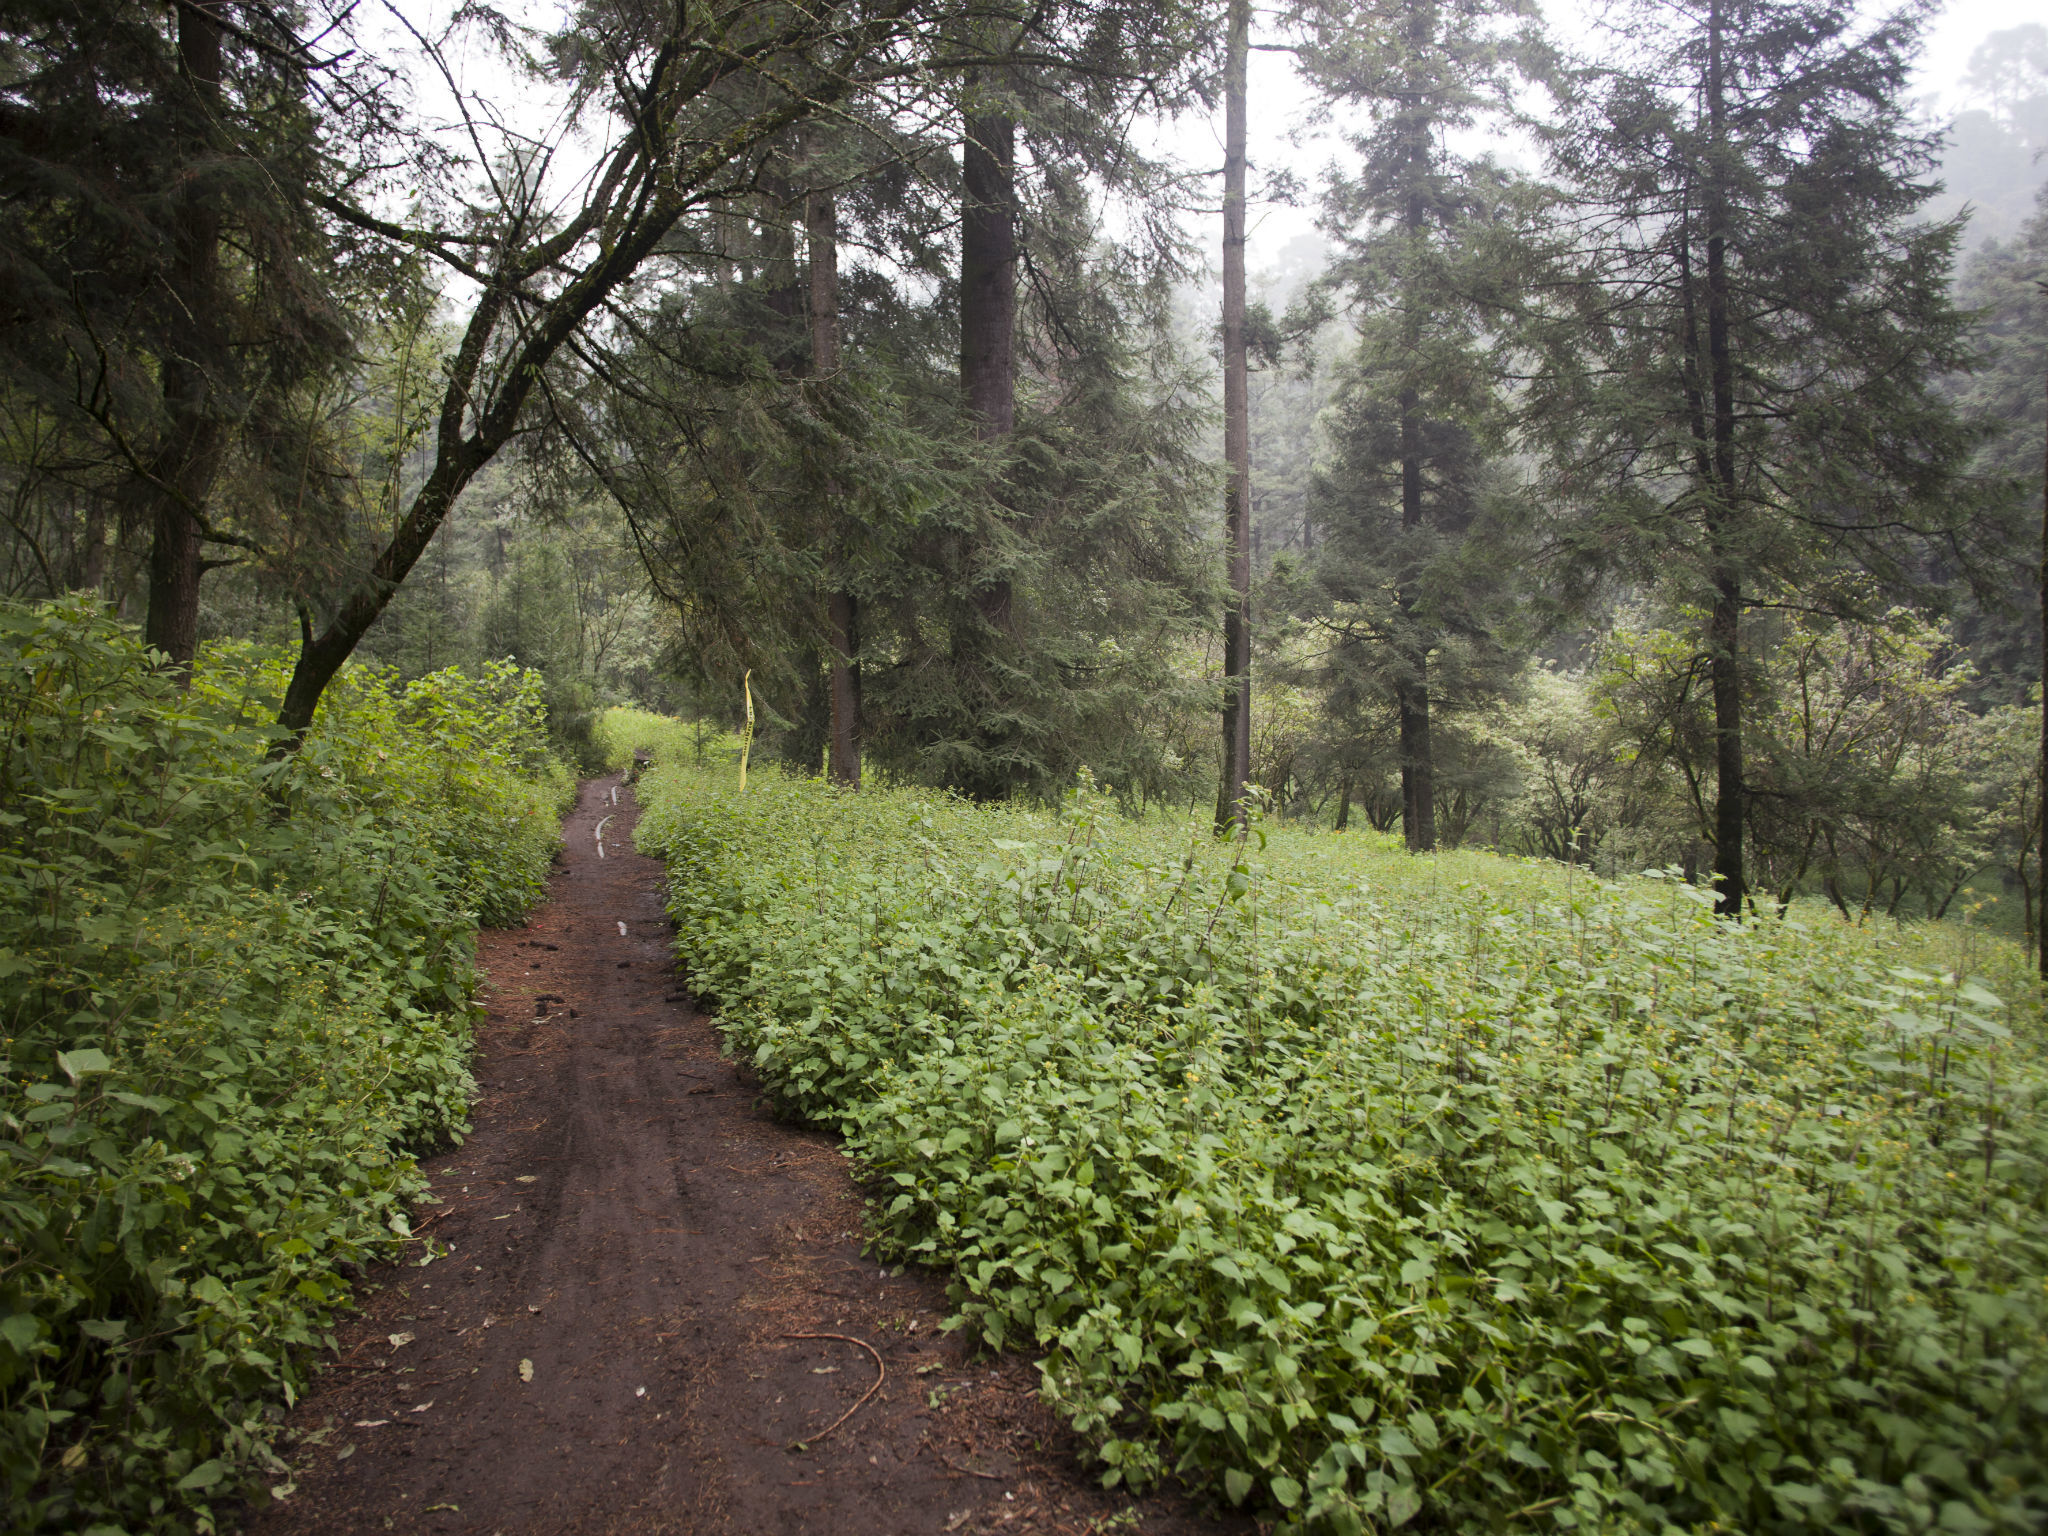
xmin=4 ymin=0 xmax=2046 ymax=939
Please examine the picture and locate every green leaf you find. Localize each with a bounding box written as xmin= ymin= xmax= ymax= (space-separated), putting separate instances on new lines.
xmin=1771 ymin=1481 xmax=1828 ymax=1509
xmin=1387 ymin=1483 xmax=1423 ymax=1527
xmin=175 ymin=1460 xmax=226 ymax=1492
xmin=56 ymin=1048 xmax=112 ymax=1081
xmin=1406 ymin=1409 xmax=1439 ymax=1451
xmin=1379 ymin=1426 xmax=1420 ymax=1459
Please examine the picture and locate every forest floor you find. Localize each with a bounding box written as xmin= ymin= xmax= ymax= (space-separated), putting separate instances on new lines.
xmin=244 ymin=771 xmax=1252 ymax=1536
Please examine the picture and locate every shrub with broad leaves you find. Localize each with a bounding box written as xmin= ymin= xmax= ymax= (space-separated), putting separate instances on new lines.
xmin=637 ymin=760 xmax=2048 ymax=1535
xmin=0 ymin=599 xmax=574 ymax=1533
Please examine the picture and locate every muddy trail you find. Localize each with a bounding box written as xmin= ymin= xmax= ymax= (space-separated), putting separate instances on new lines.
xmin=249 ymin=773 xmax=1251 ymax=1536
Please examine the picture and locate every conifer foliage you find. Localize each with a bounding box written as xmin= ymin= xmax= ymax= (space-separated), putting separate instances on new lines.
xmin=0 ymin=0 xmax=401 ymax=665
xmin=1534 ymin=0 xmax=1989 ymax=914
xmin=1294 ymin=0 xmax=1543 ymax=852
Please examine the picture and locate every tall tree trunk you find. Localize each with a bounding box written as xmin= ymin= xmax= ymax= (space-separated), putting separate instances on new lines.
xmin=1704 ymin=0 xmax=1746 ymax=918
xmin=810 ymin=180 xmax=860 ymax=788
xmin=961 ymin=85 xmax=1016 ymax=632
xmin=760 ymin=166 xmax=805 ymax=372
xmin=81 ymin=500 xmax=106 ymax=595
xmin=825 ymin=589 xmax=861 ymax=786
xmin=1706 ymin=571 xmax=1744 ymax=911
xmin=1389 ymin=32 xmax=1436 ymax=854
xmin=144 ymin=0 xmax=227 ymax=669
xmin=1396 ymin=387 xmax=1436 ymax=852
xmin=1216 ymin=0 xmax=1252 ymax=832
xmin=2038 ymin=337 xmax=2046 ymax=977
xmin=144 ymin=491 xmax=203 ymax=663
xmin=1397 ymin=679 xmax=1435 ymax=849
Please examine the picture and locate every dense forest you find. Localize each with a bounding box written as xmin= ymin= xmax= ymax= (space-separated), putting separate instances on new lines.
xmin=4 ymin=0 xmax=2048 ymax=1529
xmin=3 ymin=0 xmax=2046 ymax=925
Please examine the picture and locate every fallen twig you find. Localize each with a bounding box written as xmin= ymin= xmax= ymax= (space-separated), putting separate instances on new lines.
xmin=780 ymin=1332 xmax=884 ymax=1444
xmin=411 ymin=1201 xmax=492 ymax=1233
xmin=941 ymin=1454 xmax=1004 ymax=1481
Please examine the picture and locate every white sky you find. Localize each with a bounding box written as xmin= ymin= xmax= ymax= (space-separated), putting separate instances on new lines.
xmin=373 ymin=0 xmax=2031 ymax=287
xmin=1184 ymin=0 xmax=2033 ymax=275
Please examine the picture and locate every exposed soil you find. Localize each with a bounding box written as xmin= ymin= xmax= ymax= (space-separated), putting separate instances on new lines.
xmin=245 ymin=772 xmax=1253 ymax=1536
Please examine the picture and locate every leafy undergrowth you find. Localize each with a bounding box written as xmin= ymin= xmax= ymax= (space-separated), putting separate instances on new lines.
xmin=635 ymin=761 xmax=2048 ymax=1535
xmin=593 ymin=704 xmax=742 ymax=776
xmin=593 ymin=706 xmax=695 ymax=775
xmin=0 ymin=600 xmax=574 ymax=1533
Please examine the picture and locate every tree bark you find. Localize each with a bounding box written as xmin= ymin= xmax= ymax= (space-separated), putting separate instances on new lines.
xmin=1392 ymin=54 xmax=1438 ymax=853
xmin=807 ymin=182 xmax=841 ymax=378
xmin=809 ymin=181 xmax=860 ymax=788
xmin=1216 ymin=0 xmax=1252 ymax=832
xmin=961 ymin=85 xmax=1017 ymax=634
xmin=1704 ymin=0 xmax=1746 ymax=918
xmin=1707 ymin=571 xmax=1745 ymax=911
xmin=825 ymin=588 xmax=861 ymax=786
xmin=760 ymin=165 xmax=805 ymax=372
xmin=1396 ymin=385 xmax=1436 ymax=851
xmin=143 ymin=0 xmax=227 ymax=669
xmin=2038 ymin=314 xmax=2046 ymax=976
xmin=1397 ymin=678 xmax=1436 ymax=851
xmin=81 ymin=500 xmax=106 ymax=595
xmin=961 ymin=97 xmax=1017 ymax=440
xmin=144 ymin=493 xmax=204 ymax=664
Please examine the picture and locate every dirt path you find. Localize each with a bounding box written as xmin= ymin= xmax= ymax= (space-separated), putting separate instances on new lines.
xmin=249 ymin=773 xmax=1247 ymax=1536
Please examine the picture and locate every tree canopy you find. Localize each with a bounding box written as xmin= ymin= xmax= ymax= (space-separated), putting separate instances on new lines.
xmin=1 ymin=0 xmax=2042 ymax=922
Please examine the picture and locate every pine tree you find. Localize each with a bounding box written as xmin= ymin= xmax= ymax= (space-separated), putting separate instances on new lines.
xmin=1941 ymin=187 xmax=2048 ymax=708
xmin=1536 ymin=0 xmax=1987 ymax=914
xmin=268 ymin=0 xmax=995 ymax=738
xmin=544 ymin=66 xmax=1216 ymax=806
xmin=0 ymin=0 xmax=395 ymax=662
xmin=807 ymin=158 xmax=863 ymax=788
xmin=1295 ymin=0 xmax=1542 ymax=851
xmin=1955 ymin=187 xmax=2048 ymax=975
xmin=1216 ymin=0 xmax=1253 ymax=831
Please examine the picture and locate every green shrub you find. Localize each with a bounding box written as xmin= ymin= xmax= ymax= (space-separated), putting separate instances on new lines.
xmin=592 ymin=706 xmax=739 ymax=778
xmin=593 ymin=706 xmax=686 ymax=773
xmin=0 ymin=599 xmax=574 ymax=1533
xmin=288 ymin=655 xmax=576 ymax=925
xmin=636 ymin=764 xmax=2048 ymax=1535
